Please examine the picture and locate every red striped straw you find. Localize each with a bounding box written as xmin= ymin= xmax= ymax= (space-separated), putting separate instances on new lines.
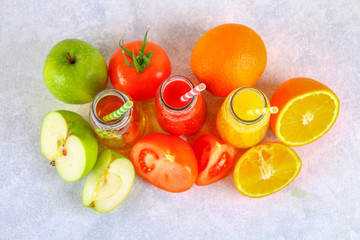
xmin=180 ymin=83 xmax=206 ymax=102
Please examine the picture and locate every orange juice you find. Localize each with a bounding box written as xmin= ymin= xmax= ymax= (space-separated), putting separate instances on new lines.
xmin=216 ymin=87 xmax=270 ymax=148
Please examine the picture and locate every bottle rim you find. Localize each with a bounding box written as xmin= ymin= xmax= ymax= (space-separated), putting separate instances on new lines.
xmin=229 ymin=87 xmax=268 ymax=125
xmin=90 ymin=89 xmax=132 ymax=130
xmin=159 ymin=75 xmax=197 ymax=111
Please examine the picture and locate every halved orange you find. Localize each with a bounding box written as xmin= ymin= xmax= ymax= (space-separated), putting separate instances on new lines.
xmin=234 ymin=142 xmax=301 ymax=198
xmin=270 ymin=78 xmax=340 ymax=146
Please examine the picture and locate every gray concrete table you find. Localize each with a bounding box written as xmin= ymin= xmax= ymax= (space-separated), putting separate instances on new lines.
xmin=1 ymin=0 xmax=359 ymax=239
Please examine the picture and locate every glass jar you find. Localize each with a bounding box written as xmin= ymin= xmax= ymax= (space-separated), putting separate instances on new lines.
xmin=216 ymin=87 xmax=270 ymax=148
xmin=90 ymin=89 xmax=147 ymax=156
xmin=155 ymin=75 xmax=207 ymax=136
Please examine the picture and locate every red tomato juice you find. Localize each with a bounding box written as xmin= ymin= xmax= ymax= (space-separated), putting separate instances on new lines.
xmin=162 ymin=80 xmax=192 ymax=109
xmin=155 ymin=75 xmax=207 ymax=136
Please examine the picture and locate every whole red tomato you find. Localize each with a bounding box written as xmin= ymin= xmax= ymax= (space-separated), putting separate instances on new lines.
xmin=130 ymin=133 xmax=198 ymax=192
xmin=109 ymin=31 xmax=171 ymax=101
xmin=192 ymin=134 xmax=237 ymax=186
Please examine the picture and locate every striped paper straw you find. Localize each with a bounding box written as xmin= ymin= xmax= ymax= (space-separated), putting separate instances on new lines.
xmin=180 ymin=83 xmax=206 ymax=102
xmin=102 ymin=101 xmax=133 ymax=122
xmin=248 ymin=106 xmax=279 ymax=116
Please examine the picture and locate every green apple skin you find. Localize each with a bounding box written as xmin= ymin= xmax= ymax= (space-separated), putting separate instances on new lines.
xmin=40 ymin=110 xmax=98 ymax=182
xmin=43 ymin=39 xmax=108 ymax=104
xmin=82 ymin=149 xmax=135 ymax=213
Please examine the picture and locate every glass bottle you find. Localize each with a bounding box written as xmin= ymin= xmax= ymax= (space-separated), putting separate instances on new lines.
xmin=155 ymin=75 xmax=207 ymax=136
xmin=216 ymin=87 xmax=270 ymax=148
xmin=89 ymin=89 xmax=147 ymax=156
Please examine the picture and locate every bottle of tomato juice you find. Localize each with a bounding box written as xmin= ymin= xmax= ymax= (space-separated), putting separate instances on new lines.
xmin=155 ymin=75 xmax=207 ymax=136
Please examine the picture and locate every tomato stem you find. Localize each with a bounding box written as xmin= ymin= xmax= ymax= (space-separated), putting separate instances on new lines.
xmin=119 ymin=29 xmax=153 ymax=73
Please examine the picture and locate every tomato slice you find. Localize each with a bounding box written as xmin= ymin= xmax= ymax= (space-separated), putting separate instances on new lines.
xmin=192 ymin=134 xmax=237 ymax=186
xmin=130 ymin=133 xmax=198 ymax=192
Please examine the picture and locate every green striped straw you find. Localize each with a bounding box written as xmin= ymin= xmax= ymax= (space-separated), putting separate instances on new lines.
xmin=102 ymin=101 xmax=133 ymax=122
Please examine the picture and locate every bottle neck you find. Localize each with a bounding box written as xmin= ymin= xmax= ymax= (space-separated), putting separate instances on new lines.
xmin=159 ymin=75 xmax=197 ymax=112
xmin=90 ymin=89 xmax=132 ymax=131
xmin=229 ymin=87 xmax=268 ymax=125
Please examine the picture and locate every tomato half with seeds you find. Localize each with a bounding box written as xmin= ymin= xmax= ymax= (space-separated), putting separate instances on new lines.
xmin=130 ymin=133 xmax=198 ymax=192
xmin=192 ymin=134 xmax=237 ymax=186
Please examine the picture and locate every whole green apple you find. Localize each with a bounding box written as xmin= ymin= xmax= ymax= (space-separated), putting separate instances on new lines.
xmin=40 ymin=110 xmax=98 ymax=182
xmin=43 ymin=39 xmax=108 ymax=104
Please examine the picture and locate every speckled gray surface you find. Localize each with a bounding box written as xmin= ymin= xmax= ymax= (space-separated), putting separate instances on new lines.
xmin=1 ymin=0 xmax=360 ymax=239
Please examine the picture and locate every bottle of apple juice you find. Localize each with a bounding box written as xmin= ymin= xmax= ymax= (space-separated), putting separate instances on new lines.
xmin=89 ymin=89 xmax=148 ymax=157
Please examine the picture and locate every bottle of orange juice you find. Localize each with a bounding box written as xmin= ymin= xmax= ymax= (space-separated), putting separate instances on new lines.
xmin=216 ymin=87 xmax=271 ymax=148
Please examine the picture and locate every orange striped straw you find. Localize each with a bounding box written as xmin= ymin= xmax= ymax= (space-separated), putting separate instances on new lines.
xmin=180 ymin=83 xmax=206 ymax=102
xmin=247 ymin=106 xmax=279 ymax=116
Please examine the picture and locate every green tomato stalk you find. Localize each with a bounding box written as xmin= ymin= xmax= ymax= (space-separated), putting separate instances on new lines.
xmin=119 ymin=29 xmax=153 ymax=73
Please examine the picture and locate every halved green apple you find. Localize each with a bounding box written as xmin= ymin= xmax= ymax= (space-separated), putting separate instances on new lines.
xmin=82 ymin=149 xmax=135 ymax=213
xmin=40 ymin=110 xmax=98 ymax=182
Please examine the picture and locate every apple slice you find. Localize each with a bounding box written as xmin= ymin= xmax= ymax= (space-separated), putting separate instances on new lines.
xmin=82 ymin=149 xmax=135 ymax=213
xmin=40 ymin=110 xmax=98 ymax=182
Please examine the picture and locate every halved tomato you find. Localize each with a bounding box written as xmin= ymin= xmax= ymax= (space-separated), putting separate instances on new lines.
xmin=130 ymin=133 xmax=198 ymax=192
xmin=192 ymin=134 xmax=237 ymax=186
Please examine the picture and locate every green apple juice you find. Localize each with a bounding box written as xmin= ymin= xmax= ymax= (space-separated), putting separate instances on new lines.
xmin=90 ymin=89 xmax=148 ymax=157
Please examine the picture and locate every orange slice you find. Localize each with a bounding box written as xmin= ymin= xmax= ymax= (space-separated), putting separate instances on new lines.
xmin=270 ymin=78 xmax=340 ymax=146
xmin=234 ymin=142 xmax=301 ymax=198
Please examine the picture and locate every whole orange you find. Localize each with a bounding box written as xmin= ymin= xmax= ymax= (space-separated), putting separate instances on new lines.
xmin=191 ymin=23 xmax=267 ymax=97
